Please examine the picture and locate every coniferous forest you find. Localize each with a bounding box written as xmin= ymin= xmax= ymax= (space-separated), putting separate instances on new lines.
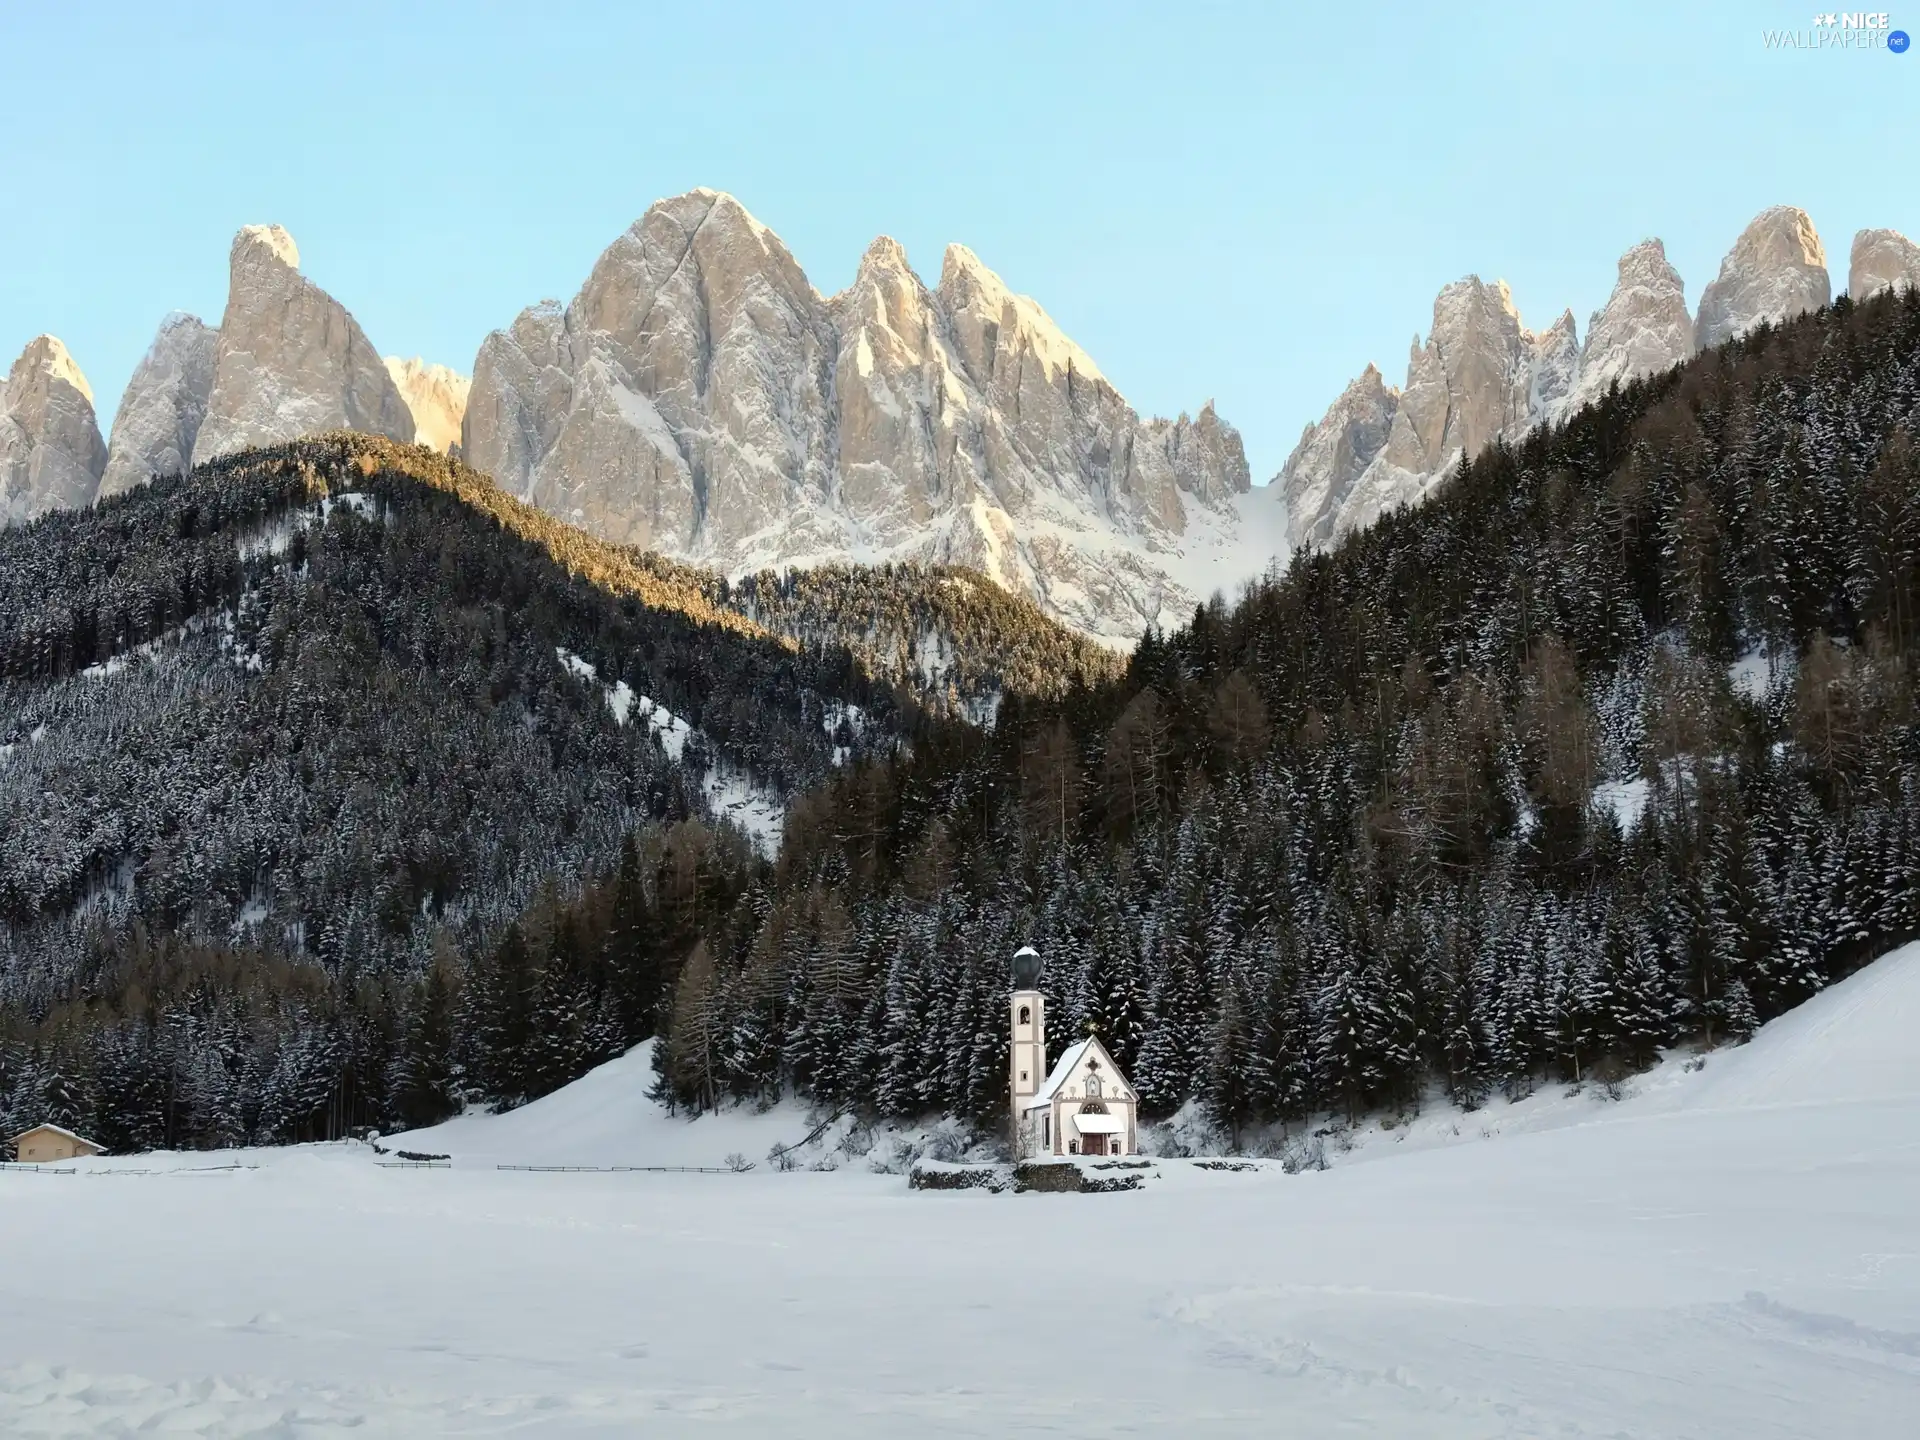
xmin=6 ymin=287 xmax=1920 ymax=1155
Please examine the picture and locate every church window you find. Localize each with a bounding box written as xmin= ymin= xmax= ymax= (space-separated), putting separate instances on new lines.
xmin=1019 ymin=1071 xmax=1028 ymax=1083
xmin=1018 ymin=1005 xmax=1030 ymax=1026
xmin=1086 ymin=1073 xmax=1102 ymax=1098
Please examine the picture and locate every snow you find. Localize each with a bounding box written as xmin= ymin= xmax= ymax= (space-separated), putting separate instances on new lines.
xmin=234 ymin=492 xmax=378 ymax=561
xmin=79 ymin=655 xmax=127 ymax=680
xmin=1646 ymin=939 xmax=1920 ymax=1111
xmin=319 ymin=491 xmax=377 ymax=522
xmin=556 ymin=649 xmax=785 ymax=853
xmin=236 ymin=510 xmax=301 ymax=559
xmin=557 ymin=648 xmax=685 ymax=751
xmin=390 ymin=1043 xmax=808 ymax=1170
xmin=4 ymin=1121 xmax=100 ymax=1149
xmin=698 ymin=766 xmax=785 ymax=852
xmin=80 ymin=628 xmax=188 ymax=681
xmin=6 ymin=945 xmax=1920 ymax=1436
xmin=1729 ymin=646 xmax=1778 ymax=703
xmin=1024 ymin=1036 xmax=1096 ymax=1110
xmin=591 ymin=358 xmax=694 ymax=479
xmin=1593 ymin=774 xmax=1651 ymax=833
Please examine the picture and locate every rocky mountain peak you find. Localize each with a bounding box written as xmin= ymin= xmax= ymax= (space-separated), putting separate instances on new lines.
xmin=191 ymin=225 xmax=413 ymax=466
xmin=1420 ymin=275 xmax=1531 ymax=471
xmin=234 ymin=223 xmax=300 ymax=271
xmin=24 ymin=333 xmax=94 ymax=403
xmin=1565 ymin=238 xmax=1693 ymax=413
xmin=463 ymin=196 xmax=1256 ymax=639
xmin=1282 ymin=208 xmax=1864 ymax=551
xmin=838 ymin=236 xmax=933 ymax=343
xmin=1283 ymin=277 xmax=1587 ymax=545
xmin=1151 ymin=401 xmax=1252 ymax=508
xmin=383 ymin=357 xmax=470 ymax=455
xmin=935 ymin=242 xmax=1110 ymax=405
xmin=856 ymin=234 xmax=913 ymax=279
xmin=100 ymin=312 xmax=220 ymax=498
xmin=1276 ymin=364 xmax=1400 ymax=549
xmin=1694 ymin=206 xmax=1830 ymax=350
xmin=1 ymin=334 xmax=107 ymax=525
xmin=1528 ymin=309 xmax=1581 ymax=416
xmin=1848 ymin=228 xmax=1920 ymax=300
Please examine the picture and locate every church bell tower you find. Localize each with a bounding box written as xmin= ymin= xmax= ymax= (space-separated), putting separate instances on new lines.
xmin=1010 ymin=945 xmax=1046 ymax=1137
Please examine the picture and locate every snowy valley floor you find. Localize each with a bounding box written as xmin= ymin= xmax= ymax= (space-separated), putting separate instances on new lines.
xmin=6 ymin=947 xmax=1920 ymax=1437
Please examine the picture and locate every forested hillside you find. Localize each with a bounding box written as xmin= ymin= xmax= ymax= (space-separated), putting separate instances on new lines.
xmin=638 ymin=555 xmax=1127 ymax=716
xmin=10 ymin=286 xmax=1920 ymax=1156
xmin=633 ymin=284 xmax=1920 ymax=1129
xmin=0 ymin=437 xmax=898 ymax=1145
xmin=0 ymin=434 xmax=1120 ymax=1150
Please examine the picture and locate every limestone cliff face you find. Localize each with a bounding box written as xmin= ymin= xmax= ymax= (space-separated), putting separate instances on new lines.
xmin=192 ymin=226 xmax=414 ymax=465
xmin=463 ymin=190 xmax=1255 ymax=640
xmin=99 ymin=313 xmax=218 ymax=498
xmin=464 ymin=300 xmax=574 ymax=510
xmin=1694 ymin=206 xmax=1830 ymax=350
xmin=1284 ymin=278 xmax=1569 ymax=544
xmin=383 ymin=357 xmax=470 ymax=455
xmin=1527 ymin=310 xmax=1580 ymax=416
xmin=1276 ymin=366 xmax=1398 ymax=549
xmin=1279 ymin=210 xmax=1848 ymax=548
xmin=1 ymin=335 xmax=107 ymax=525
xmin=1848 ymin=228 xmax=1920 ymax=300
xmin=1565 ymin=240 xmax=1692 ymax=414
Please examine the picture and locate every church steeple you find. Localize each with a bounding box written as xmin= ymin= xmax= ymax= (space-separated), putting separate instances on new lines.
xmin=1009 ymin=946 xmax=1046 ymax=1138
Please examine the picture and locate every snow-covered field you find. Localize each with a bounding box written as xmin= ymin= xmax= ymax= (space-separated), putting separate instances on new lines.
xmin=6 ymin=945 xmax=1920 ymax=1436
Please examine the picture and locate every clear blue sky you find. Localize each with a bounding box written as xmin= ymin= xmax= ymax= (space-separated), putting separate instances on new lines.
xmin=2 ymin=1 xmax=1915 ymax=481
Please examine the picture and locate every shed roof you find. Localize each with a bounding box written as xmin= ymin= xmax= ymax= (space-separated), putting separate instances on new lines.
xmin=7 ymin=1121 xmax=104 ymax=1152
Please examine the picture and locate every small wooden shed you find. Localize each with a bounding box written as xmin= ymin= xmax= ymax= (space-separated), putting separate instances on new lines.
xmin=8 ymin=1123 xmax=105 ymax=1164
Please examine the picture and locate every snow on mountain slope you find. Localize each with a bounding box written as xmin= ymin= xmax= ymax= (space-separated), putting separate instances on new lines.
xmin=1659 ymin=938 xmax=1920 ymax=1111
xmin=4 ymin=945 xmax=1917 ymax=1437
xmin=1287 ymin=938 xmax=1920 ymax=1173
xmin=389 ymin=1040 xmax=810 ymax=1168
xmin=555 ymin=647 xmax=787 ymax=851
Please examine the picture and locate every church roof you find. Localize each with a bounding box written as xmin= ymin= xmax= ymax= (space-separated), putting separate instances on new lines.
xmin=1022 ymin=1035 xmax=1133 ymax=1112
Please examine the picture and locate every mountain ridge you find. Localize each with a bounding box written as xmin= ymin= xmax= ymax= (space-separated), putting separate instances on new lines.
xmin=1276 ymin=205 xmax=1920 ymax=547
xmin=465 ymin=189 xmax=1263 ymax=641
xmin=10 ymin=196 xmax=1920 ymax=642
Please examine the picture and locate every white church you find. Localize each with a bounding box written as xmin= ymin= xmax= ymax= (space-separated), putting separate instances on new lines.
xmin=1008 ymin=945 xmax=1139 ymax=1158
